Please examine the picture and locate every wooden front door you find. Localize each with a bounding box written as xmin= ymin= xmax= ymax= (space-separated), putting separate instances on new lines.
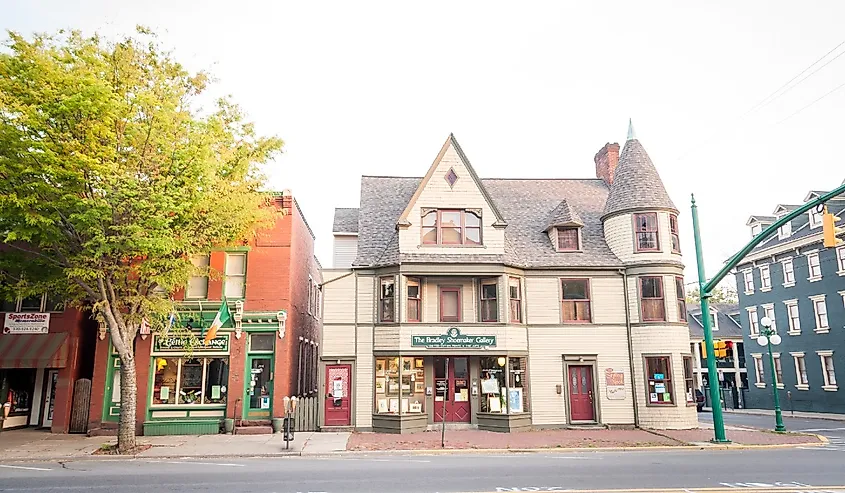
xmin=433 ymin=357 xmax=471 ymax=423
xmin=568 ymin=365 xmax=595 ymax=421
xmin=325 ymin=364 xmax=351 ymax=427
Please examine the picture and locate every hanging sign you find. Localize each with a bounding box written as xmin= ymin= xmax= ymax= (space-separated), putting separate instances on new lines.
xmin=411 ymin=328 xmax=496 ymax=349
xmin=3 ymin=313 xmax=50 ymax=334
xmin=152 ymin=334 xmax=230 ymax=354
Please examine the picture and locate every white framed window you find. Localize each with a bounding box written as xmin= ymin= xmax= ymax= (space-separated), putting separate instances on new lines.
xmin=747 ymin=307 xmax=760 ymax=337
xmin=2 ymin=294 xmax=63 ymax=313
xmin=809 ymin=207 xmax=823 ymax=229
xmin=807 ymin=252 xmax=822 ymax=281
xmin=810 ymin=295 xmax=829 ymax=333
xmin=837 ymin=246 xmax=845 ymax=274
xmin=223 ymin=252 xmax=247 ymax=299
xmin=186 ymin=255 xmax=210 ymax=299
xmin=773 ymin=353 xmax=784 ymax=388
xmin=752 ymin=354 xmax=765 ymax=388
xmin=818 ymin=351 xmax=837 ymax=391
xmin=761 ymin=304 xmax=776 ymax=333
xmin=751 ymin=223 xmax=762 ymax=237
xmin=781 ymin=257 xmax=795 ymax=287
xmin=742 ymin=269 xmax=754 ymax=294
xmin=791 ymin=352 xmax=809 ymax=389
xmin=759 ymin=265 xmax=772 ymax=291
xmin=778 ymin=221 xmax=791 ymax=239
xmin=784 ymin=300 xmax=801 ymax=335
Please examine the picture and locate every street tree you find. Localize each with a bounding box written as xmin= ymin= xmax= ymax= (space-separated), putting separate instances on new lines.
xmin=0 ymin=28 xmax=283 ymax=452
xmin=686 ymin=285 xmax=738 ymax=304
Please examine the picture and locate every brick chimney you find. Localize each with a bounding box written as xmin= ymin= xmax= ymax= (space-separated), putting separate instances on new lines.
xmin=594 ymin=142 xmax=620 ymax=186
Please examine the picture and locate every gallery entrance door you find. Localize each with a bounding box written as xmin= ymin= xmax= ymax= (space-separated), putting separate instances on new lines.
xmin=433 ymin=357 xmax=471 ymax=422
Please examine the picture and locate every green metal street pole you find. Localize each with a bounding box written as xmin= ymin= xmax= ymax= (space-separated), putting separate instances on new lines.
xmin=763 ymin=330 xmax=787 ymax=432
xmin=691 ymin=194 xmax=730 ymax=443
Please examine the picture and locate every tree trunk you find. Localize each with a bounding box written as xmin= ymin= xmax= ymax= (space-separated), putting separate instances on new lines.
xmin=117 ymin=354 xmax=138 ymax=453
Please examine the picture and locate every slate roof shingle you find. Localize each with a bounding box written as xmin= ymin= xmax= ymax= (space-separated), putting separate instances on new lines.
xmin=603 ymin=139 xmax=677 ymax=218
xmin=545 ymin=199 xmax=584 ymax=231
xmin=332 ymin=208 xmax=360 ymax=233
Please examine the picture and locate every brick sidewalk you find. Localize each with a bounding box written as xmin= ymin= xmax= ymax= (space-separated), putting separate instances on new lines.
xmin=346 ymin=428 xmax=824 ymax=451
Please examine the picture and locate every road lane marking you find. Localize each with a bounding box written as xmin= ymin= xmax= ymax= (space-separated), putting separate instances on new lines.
xmin=799 ymin=427 xmax=845 ymax=432
xmin=0 ymin=464 xmax=52 ymax=471
xmin=144 ymin=460 xmax=245 ymax=467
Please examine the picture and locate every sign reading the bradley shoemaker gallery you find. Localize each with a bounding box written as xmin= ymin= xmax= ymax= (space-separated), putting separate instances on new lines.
xmin=411 ymin=328 xmax=497 ymax=349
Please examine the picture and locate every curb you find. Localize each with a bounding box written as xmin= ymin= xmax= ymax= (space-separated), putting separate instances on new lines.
xmin=705 ymin=409 xmax=845 ymax=422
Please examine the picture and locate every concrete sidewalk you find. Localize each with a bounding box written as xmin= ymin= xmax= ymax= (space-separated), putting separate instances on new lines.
xmin=705 ymin=407 xmax=845 ymax=421
xmin=0 ymin=429 xmax=350 ymax=461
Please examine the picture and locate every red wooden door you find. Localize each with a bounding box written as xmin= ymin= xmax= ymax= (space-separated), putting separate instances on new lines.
xmin=325 ymin=364 xmax=351 ymax=426
xmin=568 ymin=365 xmax=595 ymax=421
xmin=433 ymin=357 xmax=471 ymax=422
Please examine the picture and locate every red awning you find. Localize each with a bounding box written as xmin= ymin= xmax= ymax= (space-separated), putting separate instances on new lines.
xmin=0 ymin=333 xmax=68 ymax=369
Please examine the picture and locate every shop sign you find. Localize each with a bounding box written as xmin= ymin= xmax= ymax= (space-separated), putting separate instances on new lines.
xmin=411 ymin=327 xmax=496 ymax=349
xmin=3 ymin=313 xmax=50 ymax=334
xmin=152 ymin=333 xmax=229 ymax=353
xmin=605 ymin=367 xmax=626 ymax=400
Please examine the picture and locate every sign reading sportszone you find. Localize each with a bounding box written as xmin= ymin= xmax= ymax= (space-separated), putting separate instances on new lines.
xmin=3 ymin=313 xmax=50 ymax=334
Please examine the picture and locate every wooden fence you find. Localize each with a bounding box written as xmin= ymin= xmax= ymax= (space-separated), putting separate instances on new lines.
xmin=291 ymin=396 xmax=319 ymax=432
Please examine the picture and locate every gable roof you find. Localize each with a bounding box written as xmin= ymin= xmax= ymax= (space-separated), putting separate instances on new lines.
xmin=746 ymin=215 xmax=775 ymax=226
xmin=602 ymin=138 xmax=677 ymax=218
xmin=687 ymin=303 xmax=743 ymax=339
xmin=353 ymin=176 xmax=623 ymax=268
xmin=544 ymin=199 xmax=584 ymax=231
xmin=396 ymin=134 xmax=507 ymax=228
xmin=332 ymin=208 xmax=359 ymax=233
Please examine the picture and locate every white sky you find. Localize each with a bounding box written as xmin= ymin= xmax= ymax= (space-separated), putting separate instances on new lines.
xmin=4 ymin=1 xmax=844 ymax=285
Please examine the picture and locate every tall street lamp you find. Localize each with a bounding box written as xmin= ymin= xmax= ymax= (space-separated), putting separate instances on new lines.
xmin=757 ymin=316 xmax=786 ymax=432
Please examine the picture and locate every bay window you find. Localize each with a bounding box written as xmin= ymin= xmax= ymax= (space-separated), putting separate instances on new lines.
xmin=509 ymin=277 xmax=522 ymax=323
xmin=634 ymin=213 xmax=660 ymax=252
xmin=407 ymin=278 xmax=421 ymax=322
xmin=670 ymin=214 xmax=681 ymax=253
xmin=374 ymin=357 xmax=425 ymax=414
xmin=640 ymin=276 xmax=665 ymax=322
xmin=676 ymin=277 xmax=686 ymax=322
xmin=379 ymin=277 xmax=395 ymax=323
xmin=683 ymin=356 xmax=695 ymax=404
xmin=480 ymin=280 xmax=498 ymax=322
xmin=561 ymin=279 xmax=591 ymax=323
xmin=645 ymin=356 xmax=674 ymax=405
xmin=421 ymin=209 xmax=482 ymax=246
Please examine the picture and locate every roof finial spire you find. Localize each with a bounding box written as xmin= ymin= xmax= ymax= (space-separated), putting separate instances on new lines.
xmin=627 ymin=118 xmax=636 ymax=141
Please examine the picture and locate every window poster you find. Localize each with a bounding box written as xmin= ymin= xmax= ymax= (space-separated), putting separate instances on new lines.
xmin=508 ymin=387 xmax=523 ymax=413
xmin=160 ymin=386 xmax=170 ymax=401
xmin=481 ymin=378 xmax=499 ymax=394
xmin=650 ymin=392 xmax=658 ymax=403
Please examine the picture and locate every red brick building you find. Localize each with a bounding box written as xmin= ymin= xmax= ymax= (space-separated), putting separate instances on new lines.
xmin=1 ymin=300 xmax=97 ymax=433
xmin=87 ymin=191 xmax=322 ymax=435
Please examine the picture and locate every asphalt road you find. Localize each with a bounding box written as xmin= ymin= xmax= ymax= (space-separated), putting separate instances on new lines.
xmin=1 ymin=447 xmax=845 ymax=493
xmin=699 ymin=411 xmax=845 ymax=450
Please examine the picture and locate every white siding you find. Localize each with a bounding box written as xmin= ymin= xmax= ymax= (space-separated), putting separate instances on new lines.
xmin=525 ymin=277 xmax=559 ymax=325
xmin=332 ymin=235 xmax=358 ymax=269
xmin=422 ymin=278 xmax=477 ymax=323
xmin=591 ymin=277 xmax=627 ymax=325
xmin=397 ymin=143 xmax=505 ymax=255
xmin=604 ymin=212 xmax=683 ymax=264
xmin=322 ymin=325 xmax=355 ymax=357
xmin=322 ymin=271 xmax=355 ymax=325
xmin=357 ymin=275 xmax=374 ymax=325
xmin=528 ymin=327 xmax=634 ymax=426
xmin=355 ymin=325 xmax=374 ymax=428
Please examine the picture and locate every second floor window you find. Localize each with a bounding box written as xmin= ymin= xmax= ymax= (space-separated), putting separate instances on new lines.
xmin=186 ymin=255 xmax=210 ymax=299
xmin=807 ymin=252 xmax=822 ymax=280
xmin=224 ymin=253 xmax=246 ymax=299
xmin=422 ymin=210 xmax=481 ymax=246
xmin=407 ymin=278 xmax=421 ymax=322
xmin=762 ymin=304 xmax=776 ymax=332
xmin=634 ymin=213 xmax=659 ymax=252
xmin=669 ymin=214 xmax=681 ymax=253
xmin=676 ymin=277 xmax=686 ymax=322
xmin=509 ymin=277 xmax=522 ymax=323
xmin=812 ymin=297 xmax=829 ymax=331
xmin=748 ymin=307 xmax=759 ymax=336
xmin=782 ymin=258 xmax=795 ymax=285
xmin=439 ymin=287 xmax=461 ymax=323
xmin=786 ymin=302 xmax=800 ymax=334
xmin=379 ymin=278 xmax=395 ymax=322
xmin=640 ymin=276 xmax=665 ymax=322
xmin=743 ymin=270 xmax=754 ymax=293
xmin=837 ymin=246 xmax=845 ymax=272
xmin=760 ymin=265 xmax=771 ymax=290
xmin=561 ymin=279 xmax=591 ymax=323
xmin=480 ymin=280 xmax=498 ymax=322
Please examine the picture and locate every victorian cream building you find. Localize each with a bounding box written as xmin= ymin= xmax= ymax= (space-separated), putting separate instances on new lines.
xmin=320 ymin=126 xmax=697 ymax=433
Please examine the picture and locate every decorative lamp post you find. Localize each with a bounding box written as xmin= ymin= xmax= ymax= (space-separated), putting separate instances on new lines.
xmin=757 ymin=316 xmax=786 ymax=432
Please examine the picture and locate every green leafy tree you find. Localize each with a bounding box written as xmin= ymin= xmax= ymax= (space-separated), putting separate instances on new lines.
xmin=0 ymin=28 xmax=283 ymax=452
xmin=685 ymin=285 xmax=738 ymax=304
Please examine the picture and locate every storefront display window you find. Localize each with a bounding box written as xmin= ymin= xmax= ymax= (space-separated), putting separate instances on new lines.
xmin=480 ymin=357 xmax=528 ymax=414
xmin=151 ymin=357 xmax=229 ymax=406
xmin=374 ymin=357 xmax=425 ymax=414
xmin=5 ymin=369 xmax=36 ymax=416
xmin=645 ymin=356 xmax=674 ymax=405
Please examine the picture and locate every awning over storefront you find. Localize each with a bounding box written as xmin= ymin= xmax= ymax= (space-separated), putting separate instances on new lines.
xmin=0 ymin=333 xmax=69 ymax=369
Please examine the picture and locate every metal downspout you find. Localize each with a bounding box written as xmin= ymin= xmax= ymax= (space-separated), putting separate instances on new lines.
xmin=621 ymin=268 xmax=639 ymax=428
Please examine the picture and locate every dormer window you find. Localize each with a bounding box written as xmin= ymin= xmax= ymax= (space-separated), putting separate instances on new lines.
xmin=634 ymin=213 xmax=659 ymax=252
xmin=556 ymin=227 xmax=581 ymax=251
xmin=809 ymin=207 xmax=823 ymax=229
xmin=778 ymin=221 xmax=791 ymax=239
xmin=751 ymin=223 xmax=762 ymax=237
xmin=421 ymin=209 xmax=482 ymax=246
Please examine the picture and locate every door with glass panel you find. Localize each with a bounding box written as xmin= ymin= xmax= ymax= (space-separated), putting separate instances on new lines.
xmin=433 ymin=357 xmax=471 ymax=422
xmin=244 ymin=333 xmax=275 ymax=420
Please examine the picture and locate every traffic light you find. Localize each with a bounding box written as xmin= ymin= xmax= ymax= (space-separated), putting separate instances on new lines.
xmin=714 ymin=340 xmax=727 ymax=359
xmin=701 ymin=342 xmax=708 ymax=359
xmin=823 ymin=205 xmax=844 ymax=248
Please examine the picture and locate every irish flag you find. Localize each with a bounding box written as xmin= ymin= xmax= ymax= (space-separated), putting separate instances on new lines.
xmin=204 ymin=299 xmax=231 ymax=344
